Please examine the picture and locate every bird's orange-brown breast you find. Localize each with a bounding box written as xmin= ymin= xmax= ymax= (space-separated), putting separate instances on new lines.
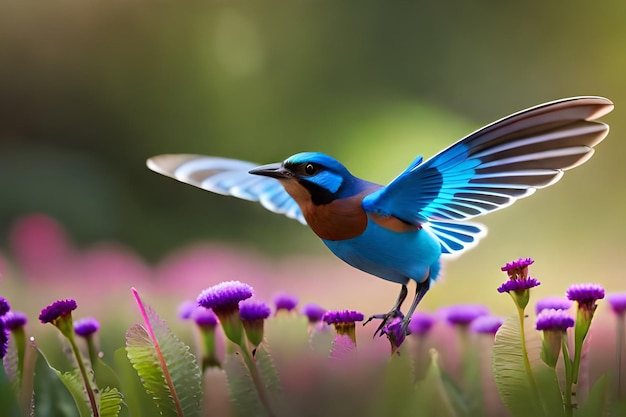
xmin=279 ymin=180 xmax=376 ymax=241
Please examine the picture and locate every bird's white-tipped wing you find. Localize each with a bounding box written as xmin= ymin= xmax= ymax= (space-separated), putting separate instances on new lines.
xmin=422 ymin=220 xmax=487 ymax=257
xmin=147 ymin=154 xmax=306 ymax=224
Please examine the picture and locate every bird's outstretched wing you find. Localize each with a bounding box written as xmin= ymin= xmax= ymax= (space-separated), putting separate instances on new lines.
xmin=363 ymin=96 xmax=613 ymax=225
xmin=147 ymin=155 xmax=307 ymax=224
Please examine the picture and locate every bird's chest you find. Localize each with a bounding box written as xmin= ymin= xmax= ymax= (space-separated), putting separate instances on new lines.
xmin=278 ymin=179 xmax=379 ymax=241
xmin=301 ymin=198 xmax=368 ymax=241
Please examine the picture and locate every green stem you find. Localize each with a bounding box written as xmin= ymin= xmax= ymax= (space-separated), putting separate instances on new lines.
xmin=562 ymin=338 xmax=573 ymax=417
xmin=68 ymin=334 xmax=100 ymax=417
xmin=571 ymin=308 xmax=592 ymax=388
xmin=85 ymin=337 xmax=99 ymax=371
xmin=569 ymin=311 xmax=590 ymax=413
xmin=200 ymin=329 xmax=220 ymax=370
xmin=571 ymin=343 xmax=582 ymax=387
xmin=238 ymin=345 xmax=276 ymax=417
xmin=516 ymin=305 xmax=547 ymax=416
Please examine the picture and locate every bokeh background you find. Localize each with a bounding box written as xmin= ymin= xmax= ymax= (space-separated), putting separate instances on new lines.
xmin=0 ymin=0 xmax=625 ymax=339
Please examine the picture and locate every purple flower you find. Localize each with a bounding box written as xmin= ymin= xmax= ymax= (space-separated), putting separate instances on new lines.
xmin=323 ymin=310 xmax=364 ymax=325
xmin=301 ymin=303 xmax=327 ymax=323
xmin=536 ymin=309 xmax=573 ymax=368
xmin=323 ymin=310 xmax=364 ymax=345
xmin=197 ymin=281 xmax=253 ymax=346
xmin=536 ymin=309 xmax=575 ymax=331
xmin=0 ymin=297 xmax=10 ymax=316
xmin=3 ymin=311 xmax=28 ymax=330
xmin=566 ymin=283 xmax=605 ymax=310
xmin=178 ymin=300 xmax=197 ymax=320
xmin=501 ymin=257 xmax=534 ymax=279
xmin=0 ymin=321 xmax=7 ymax=359
xmin=74 ymin=317 xmax=100 ymax=337
xmin=382 ymin=317 xmax=406 ymax=353
xmin=192 ymin=308 xmax=219 ymax=328
xmin=239 ymin=299 xmax=271 ymax=347
xmin=239 ymin=300 xmax=271 ymax=321
xmin=470 ymin=315 xmax=505 ymax=334
xmin=39 ymin=299 xmax=77 ymax=324
xmin=607 ymin=293 xmax=626 ymax=315
xmin=194 ymin=307 xmax=220 ymax=368
xmin=497 ymin=277 xmax=541 ymax=293
xmin=567 ymin=283 xmax=604 ymax=340
xmin=442 ymin=304 xmax=489 ymax=326
xmin=273 ymin=293 xmax=298 ymax=312
xmin=197 ymin=280 xmax=253 ymax=313
xmin=535 ymin=296 xmax=573 ymax=315
xmin=497 ymin=258 xmax=539 ymax=310
xmin=408 ymin=312 xmax=436 ymax=336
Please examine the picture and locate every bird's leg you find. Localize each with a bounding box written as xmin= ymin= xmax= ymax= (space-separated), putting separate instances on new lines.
xmin=364 ymin=284 xmax=408 ymax=337
xmin=400 ymin=279 xmax=431 ymax=335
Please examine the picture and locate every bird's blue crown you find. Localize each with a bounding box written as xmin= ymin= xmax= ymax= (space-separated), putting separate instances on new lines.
xmin=284 ymin=152 xmax=348 ymax=172
xmin=284 ymin=152 xmax=355 ymax=203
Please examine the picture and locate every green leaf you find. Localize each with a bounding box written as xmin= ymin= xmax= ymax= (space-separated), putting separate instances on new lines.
xmin=38 ymin=347 xmax=95 ymax=417
xmin=265 ymin=315 xmax=310 ymax=360
xmin=255 ymin=345 xmax=286 ymax=414
xmin=577 ymin=374 xmax=608 ymax=417
xmin=308 ymin=328 xmax=334 ymax=356
xmin=99 ymin=387 xmax=123 ymax=417
xmin=223 ymin=352 xmax=266 ymax=417
xmin=114 ymin=347 xmax=159 ymax=417
xmin=493 ymin=316 xmax=544 ymax=417
xmin=19 ymin=335 xmax=38 ymax=414
xmin=42 ymin=344 xmax=123 ymax=417
xmin=440 ymin=370 xmax=470 ymax=417
xmin=0 ymin=360 xmax=20 ymax=417
xmin=3 ymin=331 xmax=38 ymax=415
xmin=34 ymin=349 xmax=80 ymax=417
xmin=92 ymin=355 xmax=123 ymax=393
xmin=412 ymin=349 xmax=459 ymax=417
xmin=371 ymin=349 xmax=415 ymax=417
xmin=459 ymin=331 xmax=482 ymax=416
xmin=57 ymin=369 xmax=93 ymax=417
xmin=126 ymin=289 xmax=203 ymax=417
xmin=534 ymin=365 xmax=565 ymax=417
xmin=609 ymin=399 xmax=626 ymax=417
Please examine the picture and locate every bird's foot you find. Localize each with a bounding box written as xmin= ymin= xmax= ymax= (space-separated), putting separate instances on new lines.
xmin=364 ymin=309 xmax=404 ymax=338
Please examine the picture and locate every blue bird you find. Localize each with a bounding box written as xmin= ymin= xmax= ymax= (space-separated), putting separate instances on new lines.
xmin=147 ymin=96 xmax=613 ymax=336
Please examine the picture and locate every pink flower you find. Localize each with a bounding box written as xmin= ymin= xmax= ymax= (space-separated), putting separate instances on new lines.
xmin=9 ymin=214 xmax=74 ymax=281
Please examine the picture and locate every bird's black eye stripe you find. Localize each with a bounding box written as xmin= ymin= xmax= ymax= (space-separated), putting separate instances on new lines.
xmin=283 ymin=161 xmax=319 ymax=176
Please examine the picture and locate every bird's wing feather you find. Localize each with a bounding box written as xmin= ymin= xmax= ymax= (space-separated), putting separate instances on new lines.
xmin=363 ymin=96 xmax=613 ymax=224
xmin=147 ymin=155 xmax=307 ymax=224
xmin=423 ymin=221 xmax=487 ymax=257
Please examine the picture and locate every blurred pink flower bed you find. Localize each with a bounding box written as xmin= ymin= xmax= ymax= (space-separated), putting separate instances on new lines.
xmin=1 ymin=214 xmax=398 ymax=326
xmin=1 ymin=213 xmax=622 ymax=386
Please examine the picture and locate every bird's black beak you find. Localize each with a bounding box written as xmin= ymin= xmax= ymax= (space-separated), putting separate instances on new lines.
xmin=249 ymin=162 xmax=292 ymax=179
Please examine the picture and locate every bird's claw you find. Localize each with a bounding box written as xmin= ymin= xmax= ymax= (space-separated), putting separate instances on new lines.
xmin=364 ymin=309 xmax=404 ymax=338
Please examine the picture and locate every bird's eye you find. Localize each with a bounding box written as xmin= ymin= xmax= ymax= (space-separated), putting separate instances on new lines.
xmin=304 ymin=163 xmax=317 ymax=175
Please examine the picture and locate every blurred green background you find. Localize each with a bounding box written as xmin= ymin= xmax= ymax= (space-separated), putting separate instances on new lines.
xmin=1 ymin=0 xmax=625 ymax=313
